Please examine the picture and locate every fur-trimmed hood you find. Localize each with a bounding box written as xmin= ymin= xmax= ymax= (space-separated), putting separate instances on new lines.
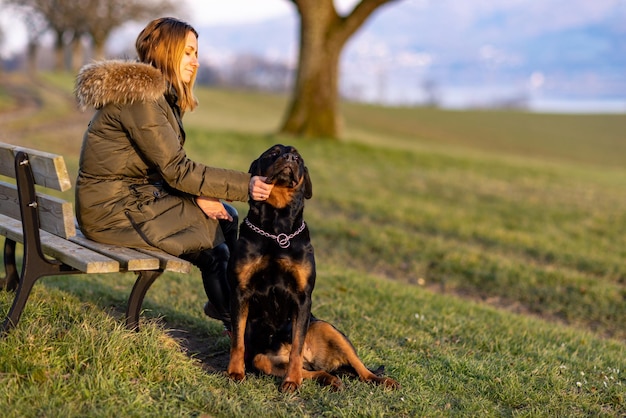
xmin=75 ymin=60 xmax=166 ymax=111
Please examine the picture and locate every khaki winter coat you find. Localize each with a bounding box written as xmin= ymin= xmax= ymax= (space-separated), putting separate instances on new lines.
xmin=74 ymin=60 xmax=250 ymax=256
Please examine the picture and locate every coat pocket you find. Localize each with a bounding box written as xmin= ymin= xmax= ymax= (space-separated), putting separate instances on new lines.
xmin=129 ymin=183 xmax=169 ymax=209
xmin=125 ymin=194 xmax=220 ymax=255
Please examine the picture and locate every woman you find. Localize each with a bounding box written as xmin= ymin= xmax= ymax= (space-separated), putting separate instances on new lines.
xmin=74 ymin=17 xmax=272 ymax=331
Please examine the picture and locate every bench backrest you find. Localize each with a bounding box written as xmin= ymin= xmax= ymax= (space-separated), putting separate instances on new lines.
xmin=0 ymin=142 xmax=192 ymax=274
xmin=0 ymin=142 xmax=76 ymax=239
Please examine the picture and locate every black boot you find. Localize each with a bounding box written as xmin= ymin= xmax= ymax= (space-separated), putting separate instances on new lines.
xmin=181 ymin=203 xmax=238 ymax=331
xmin=199 ymin=242 xmax=232 ymax=330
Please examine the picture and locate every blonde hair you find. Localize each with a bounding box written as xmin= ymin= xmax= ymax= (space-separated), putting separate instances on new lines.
xmin=136 ymin=17 xmax=198 ymax=113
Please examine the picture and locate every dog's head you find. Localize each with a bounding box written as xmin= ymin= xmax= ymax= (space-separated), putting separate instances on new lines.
xmin=249 ymin=144 xmax=312 ymax=208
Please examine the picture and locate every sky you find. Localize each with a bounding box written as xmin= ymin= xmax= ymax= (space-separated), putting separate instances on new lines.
xmin=183 ymin=0 xmax=359 ymax=25
xmin=2 ymin=0 xmax=620 ymax=54
xmin=0 ymin=0 xmax=355 ymax=55
xmin=183 ymin=0 xmax=294 ymax=25
xmin=1 ymin=0 xmax=623 ymax=111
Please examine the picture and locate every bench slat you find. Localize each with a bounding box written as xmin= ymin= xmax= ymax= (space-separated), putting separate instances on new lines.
xmin=0 ymin=214 xmax=119 ymax=274
xmin=136 ymin=248 xmax=193 ymax=274
xmin=0 ymin=181 xmax=76 ymax=239
xmin=0 ymin=142 xmax=192 ymax=275
xmin=0 ymin=144 xmax=197 ymax=333
xmin=0 ymin=142 xmax=72 ymax=192
xmin=69 ymin=231 xmax=161 ymax=271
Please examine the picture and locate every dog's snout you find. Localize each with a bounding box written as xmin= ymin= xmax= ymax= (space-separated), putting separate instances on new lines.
xmin=284 ymin=153 xmax=298 ymax=163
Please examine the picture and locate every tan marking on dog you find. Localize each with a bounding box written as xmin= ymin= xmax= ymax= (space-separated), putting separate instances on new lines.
xmin=253 ymin=348 xmax=289 ymax=376
xmin=282 ymin=316 xmax=306 ymax=392
xmin=277 ymin=258 xmax=312 ymax=292
xmin=266 ymin=185 xmax=295 ymax=209
xmin=306 ymin=321 xmax=401 ymax=389
xmin=227 ymin=302 xmax=249 ymax=382
xmin=251 ymin=319 xmax=400 ymax=390
xmin=266 ymin=173 xmax=307 ymax=208
xmin=235 ymin=256 xmax=269 ymax=290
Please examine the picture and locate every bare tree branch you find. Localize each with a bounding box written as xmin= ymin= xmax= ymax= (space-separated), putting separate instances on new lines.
xmin=337 ymin=0 xmax=399 ymax=45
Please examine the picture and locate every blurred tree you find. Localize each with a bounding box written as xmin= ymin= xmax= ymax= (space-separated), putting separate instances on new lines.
xmin=227 ymin=54 xmax=292 ymax=92
xmin=280 ymin=0 xmax=400 ymax=139
xmin=7 ymin=0 xmax=74 ymax=71
xmin=22 ymin=10 xmax=49 ymax=74
xmin=81 ymin=0 xmax=178 ymax=61
xmin=0 ymin=13 xmax=3 ymax=73
xmin=6 ymin=0 xmax=178 ymax=72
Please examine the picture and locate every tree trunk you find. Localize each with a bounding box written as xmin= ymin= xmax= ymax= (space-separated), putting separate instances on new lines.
xmin=279 ymin=0 xmax=398 ymax=139
xmin=280 ymin=1 xmax=343 ymax=139
xmin=53 ymin=31 xmax=65 ymax=72
xmin=26 ymin=42 xmax=38 ymax=75
xmin=71 ymin=33 xmax=85 ymax=73
xmin=92 ymin=39 xmax=107 ymax=61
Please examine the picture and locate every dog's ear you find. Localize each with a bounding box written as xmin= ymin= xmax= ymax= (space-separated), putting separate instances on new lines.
xmin=248 ymin=158 xmax=260 ymax=175
xmin=303 ymin=166 xmax=313 ymax=199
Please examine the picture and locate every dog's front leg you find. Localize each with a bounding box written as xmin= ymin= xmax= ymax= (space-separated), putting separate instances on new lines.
xmin=280 ymin=297 xmax=311 ymax=392
xmin=227 ymin=252 xmax=266 ymax=382
xmin=227 ymin=294 xmax=249 ymax=382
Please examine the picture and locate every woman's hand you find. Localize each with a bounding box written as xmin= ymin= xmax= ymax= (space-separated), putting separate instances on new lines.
xmin=195 ymin=196 xmax=233 ymax=221
xmin=249 ymin=176 xmax=274 ymax=201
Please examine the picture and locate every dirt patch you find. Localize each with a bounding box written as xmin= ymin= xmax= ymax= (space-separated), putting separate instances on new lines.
xmin=166 ymin=327 xmax=231 ymax=374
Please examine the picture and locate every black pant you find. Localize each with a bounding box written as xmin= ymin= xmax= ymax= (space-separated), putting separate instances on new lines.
xmin=181 ymin=203 xmax=238 ymax=327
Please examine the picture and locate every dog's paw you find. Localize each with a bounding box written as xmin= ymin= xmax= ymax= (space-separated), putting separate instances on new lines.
xmin=227 ymin=352 xmax=246 ymax=382
xmin=228 ymin=371 xmax=246 ymax=382
xmin=328 ymin=377 xmax=344 ymax=392
xmin=279 ymin=380 xmax=301 ymax=393
xmin=380 ymin=377 xmax=401 ymax=390
xmin=316 ymin=373 xmax=344 ymax=391
xmin=227 ymin=363 xmax=246 ymax=382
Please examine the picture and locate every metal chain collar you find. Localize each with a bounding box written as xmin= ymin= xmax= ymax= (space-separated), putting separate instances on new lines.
xmin=244 ymin=218 xmax=306 ymax=249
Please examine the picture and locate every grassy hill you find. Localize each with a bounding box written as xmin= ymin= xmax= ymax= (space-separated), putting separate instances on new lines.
xmin=0 ymin=73 xmax=624 ymax=416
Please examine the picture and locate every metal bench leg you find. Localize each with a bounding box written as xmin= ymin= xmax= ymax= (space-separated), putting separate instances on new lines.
xmin=1 ymin=250 xmax=65 ymax=335
xmin=126 ymin=270 xmax=162 ymax=331
xmin=2 ymin=239 xmax=19 ymax=291
xmin=2 ymin=150 xmax=71 ymax=335
xmin=1 ymin=273 xmax=38 ymax=334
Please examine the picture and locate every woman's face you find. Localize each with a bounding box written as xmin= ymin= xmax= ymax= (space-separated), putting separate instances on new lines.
xmin=180 ymin=30 xmax=199 ymax=83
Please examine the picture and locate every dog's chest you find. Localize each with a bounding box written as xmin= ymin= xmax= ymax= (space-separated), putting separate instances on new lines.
xmin=249 ymin=254 xmax=313 ymax=292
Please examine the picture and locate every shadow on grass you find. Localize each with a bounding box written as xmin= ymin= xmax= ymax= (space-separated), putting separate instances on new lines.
xmin=164 ymin=327 xmax=231 ymax=375
xmin=32 ymin=276 xmax=233 ymax=375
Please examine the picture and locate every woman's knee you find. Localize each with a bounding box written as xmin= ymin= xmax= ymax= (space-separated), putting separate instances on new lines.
xmin=211 ymin=242 xmax=230 ymax=262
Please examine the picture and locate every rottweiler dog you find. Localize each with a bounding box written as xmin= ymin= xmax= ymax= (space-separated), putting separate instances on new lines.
xmin=226 ymin=144 xmax=399 ymax=392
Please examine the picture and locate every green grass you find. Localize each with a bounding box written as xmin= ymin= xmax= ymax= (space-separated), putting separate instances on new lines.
xmin=341 ymin=104 xmax=626 ymax=168
xmin=1 ymin=269 xmax=624 ymax=416
xmin=0 ymin=74 xmax=624 ymax=416
xmin=181 ymin=129 xmax=626 ymax=341
xmin=0 ymin=86 xmax=15 ymax=111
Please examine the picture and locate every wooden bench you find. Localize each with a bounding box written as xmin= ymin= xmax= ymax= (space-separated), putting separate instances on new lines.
xmin=0 ymin=142 xmax=193 ymax=334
